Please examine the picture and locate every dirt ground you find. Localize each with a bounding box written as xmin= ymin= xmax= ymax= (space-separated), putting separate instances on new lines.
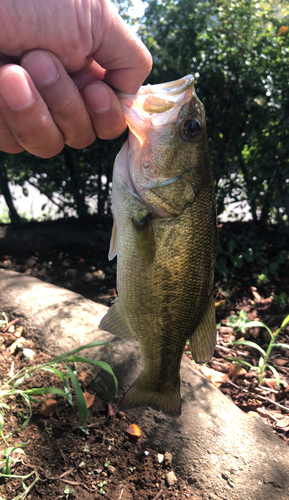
xmin=0 ymin=220 xmax=289 ymax=499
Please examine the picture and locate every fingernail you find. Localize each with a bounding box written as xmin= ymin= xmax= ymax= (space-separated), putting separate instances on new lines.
xmin=84 ymin=83 xmax=111 ymax=113
xmin=22 ymin=51 xmax=59 ymax=87
xmin=0 ymin=68 xmax=34 ymax=110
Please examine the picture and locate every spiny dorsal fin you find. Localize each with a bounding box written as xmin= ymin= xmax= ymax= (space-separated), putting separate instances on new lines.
xmin=108 ymin=219 xmax=117 ymax=261
xmin=189 ymin=292 xmax=216 ymax=363
xmin=132 ymin=214 xmax=156 ymax=267
xmin=99 ymin=298 xmax=136 ymax=340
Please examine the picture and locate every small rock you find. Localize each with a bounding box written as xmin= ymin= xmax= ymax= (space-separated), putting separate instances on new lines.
xmin=157 ymin=453 xmax=164 ymax=464
xmin=22 ymin=348 xmax=36 ymax=360
xmin=78 ymin=461 xmax=86 ymax=468
xmin=109 ymin=465 xmax=116 ymax=474
xmin=164 ymin=451 xmax=173 ymax=467
xmin=166 ymin=470 xmax=177 ymax=486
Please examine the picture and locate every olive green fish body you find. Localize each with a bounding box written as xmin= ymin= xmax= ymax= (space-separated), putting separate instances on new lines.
xmin=99 ymin=75 xmax=217 ymax=416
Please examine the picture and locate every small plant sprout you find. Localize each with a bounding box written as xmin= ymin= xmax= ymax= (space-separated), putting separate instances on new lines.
xmin=98 ymin=481 xmax=107 ymax=495
xmin=226 ymin=309 xmax=251 ymax=334
xmin=83 ymin=444 xmax=90 ymax=453
xmin=0 ymin=312 xmax=8 ymax=330
xmin=129 ymin=466 xmax=136 ymax=473
xmin=64 ymin=484 xmax=74 ymax=498
xmin=104 ymin=460 xmax=110 ymax=468
xmin=227 ymin=314 xmax=289 ymax=389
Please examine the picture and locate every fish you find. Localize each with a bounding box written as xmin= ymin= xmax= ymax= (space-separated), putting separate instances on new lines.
xmin=99 ymin=74 xmax=217 ymax=417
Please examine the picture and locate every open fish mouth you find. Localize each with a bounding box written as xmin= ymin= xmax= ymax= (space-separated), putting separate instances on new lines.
xmin=116 ymin=74 xmax=196 ymax=129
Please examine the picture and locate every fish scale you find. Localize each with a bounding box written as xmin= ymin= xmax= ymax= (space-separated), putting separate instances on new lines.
xmin=99 ymin=75 xmax=217 ymax=416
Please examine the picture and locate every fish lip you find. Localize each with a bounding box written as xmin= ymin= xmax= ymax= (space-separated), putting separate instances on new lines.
xmin=115 ymin=74 xmax=195 ymax=99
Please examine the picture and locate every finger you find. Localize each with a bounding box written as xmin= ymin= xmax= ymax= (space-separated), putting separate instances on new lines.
xmin=0 ymin=65 xmax=64 ymax=158
xmin=22 ymin=50 xmax=97 ymax=149
xmin=0 ymin=109 xmax=24 ymax=153
xmin=91 ymin=2 xmax=152 ymax=93
xmin=0 ymin=61 xmax=24 ymax=153
xmin=82 ymin=81 xmax=127 ymax=140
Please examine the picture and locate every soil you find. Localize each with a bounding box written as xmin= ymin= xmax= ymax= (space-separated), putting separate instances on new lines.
xmin=0 ymin=219 xmax=289 ymax=500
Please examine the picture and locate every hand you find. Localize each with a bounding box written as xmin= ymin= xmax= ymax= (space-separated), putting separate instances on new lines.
xmin=0 ymin=0 xmax=152 ymax=158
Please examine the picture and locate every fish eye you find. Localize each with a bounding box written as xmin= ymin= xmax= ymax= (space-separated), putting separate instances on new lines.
xmin=182 ymin=119 xmax=202 ymax=141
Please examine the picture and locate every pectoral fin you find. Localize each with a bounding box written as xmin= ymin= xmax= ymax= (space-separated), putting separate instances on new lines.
xmin=108 ymin=219 xmax=117 ymax=261
xmin=132 ymin=214 xmax=156 ymax=267
xmin=189 ymin=292 xmax=216 ymax=362
xmin=99 ymin=298 xmax=136 ymax=340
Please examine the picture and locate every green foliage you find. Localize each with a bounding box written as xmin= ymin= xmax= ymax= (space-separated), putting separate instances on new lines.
xmin=226 ymin=309 xmax=251 ymax=334
xmin=215 ymin=228 xmax=288 ymax=280
xmin=0 ymin=339 xmax=118 ymax=498
xmin=0 ymin=135 xmax=125 ymax=220
xmin=140 ymin=0 xmax=289 ymax=226
xmin=227 ymin=313 xmax=289 ymax=388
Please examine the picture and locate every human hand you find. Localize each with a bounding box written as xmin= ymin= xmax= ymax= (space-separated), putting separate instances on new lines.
xmin=0 ymin=0 xmax=152 ymax=158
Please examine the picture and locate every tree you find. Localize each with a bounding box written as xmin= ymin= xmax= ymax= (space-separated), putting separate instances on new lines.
xmin=140 ymin=0 xmax=289 ymax=227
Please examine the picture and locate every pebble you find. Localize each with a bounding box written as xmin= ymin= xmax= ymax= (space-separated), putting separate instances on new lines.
xmin=166 ymin=470 xmax=177 ymax=486
xmin=164 ymin=451 xmax=173 ymax=467
xmin=157 ymin=453 xmax=164 ymax=463
xmin=22 ymin=348 xmax=36 ymax=360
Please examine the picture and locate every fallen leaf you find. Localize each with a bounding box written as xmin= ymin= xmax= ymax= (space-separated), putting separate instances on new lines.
xmin=215 ymin=300 xmax=226 ymax=308
xmin=219 ymin=326 xmax=234 ymax=335
xmin=83 ymin=391 xmax=95 ymax=409
xmin=228 ymin=364 xmax=247 ymax=381
xmin=274 ymin=358 xmax=288 ymax=367
xmin=126 ymin=424 xmax=142 ymax=437
xmin=40 ymin=399 xmax=57 ymax=417
xmin=77 ymin=371 xmax=87 ymax=383
xmin=250 ymin=287 xmax=262 ymax=303
xmin=198 ymin=366 xmax=228 ymax=387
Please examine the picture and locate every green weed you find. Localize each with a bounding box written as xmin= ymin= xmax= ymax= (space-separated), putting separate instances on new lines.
xmin=226 ymin=309 xmax=251 ymax=334
xmin=0 ymin=340 xmax=118 ymax=499
xmin=227 ymin=314 xmax=289 ymax=388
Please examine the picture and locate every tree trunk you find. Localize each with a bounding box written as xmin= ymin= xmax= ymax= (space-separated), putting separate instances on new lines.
xmin=63 ymin=148 xmax=89 ymax=219
xmin=0 ymin=163 xmax=21 ymax=223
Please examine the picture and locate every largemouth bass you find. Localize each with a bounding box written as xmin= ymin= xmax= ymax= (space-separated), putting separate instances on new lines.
xmin=99 ymin=75 xmax=217 ymax=416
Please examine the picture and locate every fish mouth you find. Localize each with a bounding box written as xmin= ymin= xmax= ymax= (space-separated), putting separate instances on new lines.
xmin=116 ymin=74 xmax=195 ymax=142
xmin=117 ymin=74 xmax=195 ymax=115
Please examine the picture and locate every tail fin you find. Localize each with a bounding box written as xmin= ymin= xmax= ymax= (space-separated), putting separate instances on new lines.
xmin=117 ymin=372 xmax=181 ymax=417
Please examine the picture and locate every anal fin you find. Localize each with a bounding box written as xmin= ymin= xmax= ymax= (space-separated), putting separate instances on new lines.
xmin=99 ymin=297 xmax=136 ymax=340
xmin=189 ymin=292 xmax=216 ymax=362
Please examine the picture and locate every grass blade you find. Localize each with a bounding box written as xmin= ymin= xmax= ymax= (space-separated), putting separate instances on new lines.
xmin=22 ymin=387 xmax=70 ymax=399
xmin=231 ymin=340 xmax=266 ymax=357
xmin=46 ymin=342 xmax=113 ymax=366
xmin=64 ymin=364 xmax=88 ymax=426
xmin=280 ymin=314 xmax=289 ymax=329
xmin=67 ymin=356 xmax=118 ymax=397
xmin=267 ymin=365 xmax=281 ymax=390
xmin=41 ymin=366 xmax=73 ymax=405
xmin=271 ymin=343 xmax=289 ymax=350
